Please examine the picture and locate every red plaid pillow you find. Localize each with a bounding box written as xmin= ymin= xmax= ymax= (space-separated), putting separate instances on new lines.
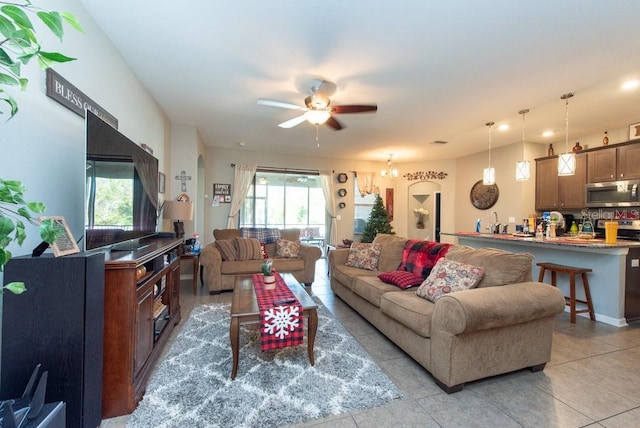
xmin=378 ymin=270 xmax=424 ymax=289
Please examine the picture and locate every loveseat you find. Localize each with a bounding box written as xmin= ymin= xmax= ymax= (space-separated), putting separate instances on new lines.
xmin=200 ymin=228 xmax=322 ymax=294
xmin=328 ymin=233 xmax=566 ymax=393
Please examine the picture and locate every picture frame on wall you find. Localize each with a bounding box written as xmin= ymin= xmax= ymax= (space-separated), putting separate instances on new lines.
xmin=158 ymin=172 xmax=166 ymax=194
xmin=630 ymin=122 xmax=640 ymax=141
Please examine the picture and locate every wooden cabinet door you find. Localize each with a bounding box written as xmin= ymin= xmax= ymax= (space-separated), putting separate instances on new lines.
xmin=587 ymin=148 xmax=616 ymax=182
xmin=169 ymin=262 xmax=181 ymax=317
xmin=559 ymin=153 xmax=586 ymax=209
xmin=536 ymin=158 xmax=559 ymax=210
xmin=617 ymin=144 xmax=640 ymax=180
xmin=134 ymin=284 xmax=154 ymax=376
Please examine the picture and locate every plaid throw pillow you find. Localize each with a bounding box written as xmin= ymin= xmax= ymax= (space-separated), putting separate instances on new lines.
xmin=240 ymin=227 xmax=282 ymax=244
xmin=398 ymin=240 xmax=450 ymax=277
xmin=415 ymin=258 xmax=484 ymax=302
xmin=378 ymin=270 xmax=424 ymax=289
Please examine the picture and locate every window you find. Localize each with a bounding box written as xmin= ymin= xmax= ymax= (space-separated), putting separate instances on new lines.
xmin=240 ymin=171 xmax=326 ymax=238
xmin=353 ymin=177 xmax=376 ymax=235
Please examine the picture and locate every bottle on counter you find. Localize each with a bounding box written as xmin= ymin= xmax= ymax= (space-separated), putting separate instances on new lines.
xmin=476 ymin=219 xmax=481 ymax=233
xmin=535 ymin=223 xmax=544 ymax=240
xmin=547 ymin=144 xmax=554 ymax=156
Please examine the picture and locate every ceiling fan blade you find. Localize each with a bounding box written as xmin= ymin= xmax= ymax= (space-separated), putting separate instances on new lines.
xmin=325 ymin=116 xmax=344 ymax=131
xmin=278 ymin=115 xmax=307 ymax=128
xmin=257 ymin=99 xmax=307 ymax=111
xmin=331 ymin=104 xmax=378 ymax=114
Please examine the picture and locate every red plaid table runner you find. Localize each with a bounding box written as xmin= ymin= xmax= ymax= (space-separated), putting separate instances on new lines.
xmin=253 ymin=272 xmax=304 ymax=351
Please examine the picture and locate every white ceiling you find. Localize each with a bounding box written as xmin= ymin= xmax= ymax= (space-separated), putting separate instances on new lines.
xmin=80 ymin=0 xmax=640 ymax=163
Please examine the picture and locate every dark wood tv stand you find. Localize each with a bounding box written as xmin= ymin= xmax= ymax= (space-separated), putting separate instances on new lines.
xmin=102 ymin=237 xmax=182 ymax=418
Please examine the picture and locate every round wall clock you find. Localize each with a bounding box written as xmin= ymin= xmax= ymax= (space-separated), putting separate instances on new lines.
xmin=337 ymin=173 xmax=348 ymax=183
xmin=469 ymin=180 xmax=499 ymax=210
xmin=338 ymin=188 xmax=347 ymax=197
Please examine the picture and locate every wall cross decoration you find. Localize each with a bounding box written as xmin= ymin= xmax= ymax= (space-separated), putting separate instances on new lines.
xmin=175 ymin=170 xmax=192 ymax=192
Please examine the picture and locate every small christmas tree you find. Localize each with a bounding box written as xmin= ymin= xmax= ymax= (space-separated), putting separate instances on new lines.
xmin=361 ymin=194 xmax=395 ymax=243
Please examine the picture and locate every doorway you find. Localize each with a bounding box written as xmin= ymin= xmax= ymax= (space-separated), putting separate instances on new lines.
xmin=408 ymin=181 xmax=442 ymax=241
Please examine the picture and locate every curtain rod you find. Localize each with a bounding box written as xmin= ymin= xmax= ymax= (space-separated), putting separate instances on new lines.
xmin=230 ymin=163 xmax=319 ymax=175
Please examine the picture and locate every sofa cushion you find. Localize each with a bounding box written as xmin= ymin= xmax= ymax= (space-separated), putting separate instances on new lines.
xmin=352 ymin=276 xmax=398 ymax=307
xmin=233 ymin=237 xmax=262 ymax=261
xmin=332 ymin=264 xmax=377 ymax=290
xmin=415 ymin=258 xmax=484 ymax=302
xmin=213 ymin=228 xmax=241 ymax=241
xmin=345 ymin=243 xmax=381 ymax=271
xmin=372 ymin=234 xmax=407 ymax=272
xmin=240 ymin=227 xmax=282 ymax=244
xmin=398 ymin=240 xmax=451 ymax=277
xmin=380 ymin=291 xmax=434 ymax=338
xmin=215 ymin=239 xmax=237 ymax=261
xmin=378 ymin=270 xmax=424 ymax=289
xmin=445 ymin=245 xmax=533 ymax=287
xmin=275 ymin=239 xmax=301 ymax=258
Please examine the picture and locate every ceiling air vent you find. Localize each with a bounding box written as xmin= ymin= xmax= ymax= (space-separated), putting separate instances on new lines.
xmin=431 ymin=140 xmax=448 ymax=145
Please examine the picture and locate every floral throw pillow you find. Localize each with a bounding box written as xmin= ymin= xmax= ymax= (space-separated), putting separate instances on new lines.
xmin=378 ymin=270 xmax=424 ymax=289
xmin=275 ymin=239 xmax=301 ymax=258
xmin=345 ymin=243 xmax=382 ymax=271
xmin=415 ymin=258 xmax=484 ymax=302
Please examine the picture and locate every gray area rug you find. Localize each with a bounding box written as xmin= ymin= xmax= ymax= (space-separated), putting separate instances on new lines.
xmin=126 ymin=297 xmax=402 ymax=428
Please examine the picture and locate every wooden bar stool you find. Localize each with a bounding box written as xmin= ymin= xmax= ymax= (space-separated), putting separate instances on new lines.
xmin=537 ymin=262 xmax=595 ymax=323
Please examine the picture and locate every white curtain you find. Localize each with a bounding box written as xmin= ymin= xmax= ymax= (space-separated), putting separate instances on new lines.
xmin=226 ymin=164 xmax=257 ymax=228
xmin=320 ymin=170 xmax=338 ymax=247
xmin=355 ymin=171 xmax=379 ymax=196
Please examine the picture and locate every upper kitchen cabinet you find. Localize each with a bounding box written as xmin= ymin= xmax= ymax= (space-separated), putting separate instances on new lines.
xmin=587 ymin=143 xmax=640 ymax=182
xmin=536 ymin=153 xmax=586 ymax=211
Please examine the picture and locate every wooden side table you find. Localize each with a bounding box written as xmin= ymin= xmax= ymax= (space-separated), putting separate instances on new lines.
xmin=181 ymin=252 xmax=200 ymax=294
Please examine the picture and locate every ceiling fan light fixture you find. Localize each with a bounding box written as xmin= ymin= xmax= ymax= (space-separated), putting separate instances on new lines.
xmin=304 ymin=109 xmax=331 ymax=125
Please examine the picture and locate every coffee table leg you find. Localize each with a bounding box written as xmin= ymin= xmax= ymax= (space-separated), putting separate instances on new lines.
xmin=307 ymin=309 xmax=318 ymax=366
xmin=230 ymin=316 xmax=240 ymax=379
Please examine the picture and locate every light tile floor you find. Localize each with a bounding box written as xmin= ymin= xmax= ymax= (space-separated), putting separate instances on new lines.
xmin=102 ymin=258 xmax=640 ymax=428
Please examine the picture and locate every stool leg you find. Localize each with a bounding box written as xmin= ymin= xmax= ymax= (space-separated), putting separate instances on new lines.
xmin=538 ymin=267 xmax=546 ymax=282
xmin=582 ymin=273 xmax=596 ymax=321
xmin=569 ymin=273 xmax=576 ymax=323
xmin=551 ymin=271 xmax=557 ymax=286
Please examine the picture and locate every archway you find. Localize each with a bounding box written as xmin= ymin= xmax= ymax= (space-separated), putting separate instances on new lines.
xmin=408 ymin=181 xmax=441 ymax=241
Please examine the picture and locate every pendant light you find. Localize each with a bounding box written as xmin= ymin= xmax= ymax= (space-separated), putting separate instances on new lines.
xmin=558 ymin=92 xmax=575 ymax=176
xmin=515 ymin=109 xmax=531 ymax=181
xmin=483 ymin=121 xmax=495 ymax=185
xmin=381 ymin=153 xmax=398 ymax=178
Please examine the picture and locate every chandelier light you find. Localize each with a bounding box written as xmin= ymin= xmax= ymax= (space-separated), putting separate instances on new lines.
xmin=483 ymin=121 xmax=495 ymax=185
xmin=381 ymin=154 xmax=398 ymax=178
xmin=515 ymin=109 xmax=531 ymax=181
xmin=558 ymin=92 xmax=575 ymax=176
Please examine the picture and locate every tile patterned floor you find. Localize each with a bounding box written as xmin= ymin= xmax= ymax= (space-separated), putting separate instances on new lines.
xmin=102 ymin=259 xmax=640 ymax=428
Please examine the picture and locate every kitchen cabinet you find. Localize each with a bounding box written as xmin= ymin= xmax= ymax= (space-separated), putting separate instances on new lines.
xmin=587 ymin=143 xmax=640 ymax=182
xmin=535 ymin=153 xmax=586 ymax=211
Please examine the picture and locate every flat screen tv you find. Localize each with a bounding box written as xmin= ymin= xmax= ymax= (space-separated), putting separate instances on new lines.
xmin=85 ymin=111 xmax=158 ymax=251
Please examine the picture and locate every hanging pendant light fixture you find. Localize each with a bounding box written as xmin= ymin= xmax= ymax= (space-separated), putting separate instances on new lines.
xmin=558 ymin=92 xmax=576 ymax=176
xmin=483 ymin=121 xmax=496 ymax=185
xmin=381 ymin=153 xmax=398 ymax=178
xmin=515 ymin=109 xmax=531 ymax=181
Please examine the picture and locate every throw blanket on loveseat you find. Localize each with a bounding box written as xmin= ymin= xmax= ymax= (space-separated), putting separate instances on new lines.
xmin=398 ymin=239 xmax=450 ymax=277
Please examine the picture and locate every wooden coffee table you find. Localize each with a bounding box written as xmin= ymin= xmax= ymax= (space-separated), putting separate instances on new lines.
xmin=229 ymin=273 xmax=318 ymax=380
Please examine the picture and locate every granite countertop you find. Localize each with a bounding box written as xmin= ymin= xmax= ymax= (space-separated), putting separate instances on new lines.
xmin=444 ymin=231 xmax=640 ymax=249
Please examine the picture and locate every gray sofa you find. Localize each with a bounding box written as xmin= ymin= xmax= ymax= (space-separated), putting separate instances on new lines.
xmin=200 ymin=228 xmax=322 ymax=294
xmin=328 ymin=233 xmax=566 ymax=393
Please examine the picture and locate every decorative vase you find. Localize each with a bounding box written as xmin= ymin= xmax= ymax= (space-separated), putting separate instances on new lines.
xmin=263 ymin=275 xmax=276 ymax=289
xmin=416 ymin=221 xmax=425 ymax=229
xmin=603 ymin=131 xmax=609 ymax=146
xmin=572 ymin=142 xmax=582 ymax=152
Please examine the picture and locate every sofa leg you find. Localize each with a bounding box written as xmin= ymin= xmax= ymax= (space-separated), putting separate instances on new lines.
xmin=209 ymin=290 xmax=222 ymax=295
xmin=434 ymin=377 xmax=464 ymax=394
xmin=530 ymin=363 xmax=546 ymax=372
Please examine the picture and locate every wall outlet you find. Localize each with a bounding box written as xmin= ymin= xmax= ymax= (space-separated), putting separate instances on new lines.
xmin=508 ymin=216 xmax=516 ymax=223
xmin=336 ymin=215 xmax=341 ymax=220
xmin=632 ymin=259 xmax=639 ymax=267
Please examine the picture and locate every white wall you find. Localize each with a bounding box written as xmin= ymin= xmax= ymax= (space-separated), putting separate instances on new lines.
xmin=2 ymin=0 xmax=170 ymax=259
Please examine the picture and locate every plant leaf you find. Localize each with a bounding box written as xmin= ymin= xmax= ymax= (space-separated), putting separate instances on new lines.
xmin=0 ymin=248 xmax=12 ymax=270
xmin=36 ymin=11 xmax=63 ymax=41
xmin=1 ymin=5 xmax=33 ymax=30
xmin=15 ymin=220 xmax=26 ymax=245
xmin=0 ymin=14 xmax=16 ymax=38
xmin=38 ymin=51 xmax=76 ymax=63
xmin=0 ymin=72 xmax=19 ymax=86
xmin=3 ymin=180 xmax=25 ymax=192
xmin=4 ymin=281 xmax=26 ymax=294
xmin=0 ymin=217 xmax=15 ymax=237
xmin=27 ymin=201 xmax=46 ymax=213
xmin=0 ymin=48 xmax=14 ymax=66
xmin=40 ymin=219 xmax=56 ymax=244
xmin=0 ymin=87 xmax=19 ymax=117
xmin=61 ymin=12 xmax=84 ymax=33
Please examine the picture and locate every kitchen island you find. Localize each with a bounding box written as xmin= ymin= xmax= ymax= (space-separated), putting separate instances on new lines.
xmin=443 ymin=232 xmax=640 ymax=327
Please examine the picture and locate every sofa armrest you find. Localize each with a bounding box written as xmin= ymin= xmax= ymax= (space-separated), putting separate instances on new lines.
xmin=199 ymin=243 xmax=223 ymax=293
xmin=328 ymin=248 xmax=350 ymax=272
xmin=298 ymin=242 xmax=322 ymax=283
xmin=432 ymin=282 xmax=566 ymax=335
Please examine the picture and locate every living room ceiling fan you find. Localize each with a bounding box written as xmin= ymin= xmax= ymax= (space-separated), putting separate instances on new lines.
xmin=257 ymin=80 xmax=377 ymax=131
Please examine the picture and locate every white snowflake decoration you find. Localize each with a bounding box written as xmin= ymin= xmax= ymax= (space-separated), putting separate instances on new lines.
xmin=263 ymin=305 xmax=301 ymax=339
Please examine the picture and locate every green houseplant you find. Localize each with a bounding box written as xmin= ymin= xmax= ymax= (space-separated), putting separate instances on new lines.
xmin=0 ymin=1 xmax=82 ymax=294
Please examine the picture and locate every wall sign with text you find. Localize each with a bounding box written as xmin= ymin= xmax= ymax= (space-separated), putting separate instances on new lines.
xmin=213 ymin=183 xmax=231 ymax=203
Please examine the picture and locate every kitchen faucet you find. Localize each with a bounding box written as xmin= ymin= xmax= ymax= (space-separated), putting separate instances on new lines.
xmin=489 ymin=211 xmax=501 ymax=234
